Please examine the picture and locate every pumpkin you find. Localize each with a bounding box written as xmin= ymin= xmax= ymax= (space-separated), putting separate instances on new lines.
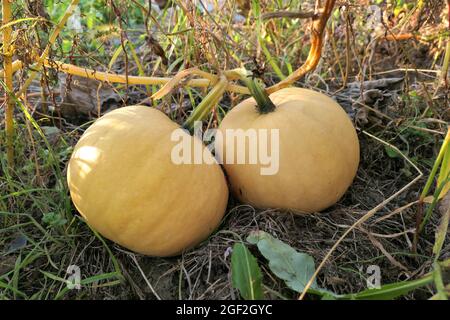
xmin=216 ymin=87 xmax=359 ymax=213
xmin=67 ymin=106 xmax=228 ymax=257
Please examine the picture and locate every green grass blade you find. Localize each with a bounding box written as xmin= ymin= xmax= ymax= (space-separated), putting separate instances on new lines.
xmin=231 ymin=242 xmax=264 ymax=300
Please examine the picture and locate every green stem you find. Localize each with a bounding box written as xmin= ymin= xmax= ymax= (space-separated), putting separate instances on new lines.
xmin=433 ymin=262 xmax=448 ymax=300
xmin=419 ymin=128 xmax=450 ymax=201
xmin=182 ymin=75 xmax=228 ymax=130
xmin=437 ymin=127 xmax=450 ymax=199
xmin=241 ymin=76 xmax=276 ymax=114
xmin=418 ymin=172 xmax=450 ymax=234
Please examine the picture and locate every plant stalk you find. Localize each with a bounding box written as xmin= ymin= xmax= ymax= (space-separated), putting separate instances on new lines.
xmin=413 ymin=127 xmax=450 ymax=251
xmin=419 ymin=127 xmax=450 ymax=202
xmin=15 ymin=0 xmax=80 ymax=97
xmin=241 ymin=76 xmax=276 ymax=114
xmin=267 ymin=0 xmax=336 ymax=93
xmin=183 ymin=75 xmax=228 ymax=130
xmin=2 ymin=0 xmax=15 ymax=168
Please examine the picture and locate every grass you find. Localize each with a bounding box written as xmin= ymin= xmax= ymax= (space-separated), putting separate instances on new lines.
xmin=1 ymin=0 xmax=449 ymax=300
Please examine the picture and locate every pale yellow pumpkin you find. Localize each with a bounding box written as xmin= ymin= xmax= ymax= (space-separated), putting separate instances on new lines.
xmin=68 ymin=106 xmax=228 ymax=256
xmin=216 ymin=87 xmax=359 ymax=213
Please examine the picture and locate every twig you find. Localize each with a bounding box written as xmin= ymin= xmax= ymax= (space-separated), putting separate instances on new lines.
xmin=151 ymin=67 xmax=218 ymax=100
xmin=373 ymin=200 xmax=418 ymax=224
xmin=261 ymin=10 xmax=316 ymax=20
xmin=129 ymin=254 xmax=161 ymax=300
xmin=364 ymin=228 xmax=410 ymax=272
xmin=383 ymin=31 xmax=450 ymax=42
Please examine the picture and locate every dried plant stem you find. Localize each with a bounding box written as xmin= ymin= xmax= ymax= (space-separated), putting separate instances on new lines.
xmin=261 ymin=10 xmax=316 ymax=20
xmin=15 ymin=0 xmax=80 ymax=98
xmin=384 ymin=32 xmax=450 ymax=42
xmin=267 ymin=0 xmax=336 ymax=93
xmin=2 ymin=0 xmax=14 ymax=167
xmin=129 ymin=254 xmax=161 ymax=300
xmin=442 ymin=39 xmax=450 ymax=85
xmin=151 ymin=67 xmax=219 ymax=100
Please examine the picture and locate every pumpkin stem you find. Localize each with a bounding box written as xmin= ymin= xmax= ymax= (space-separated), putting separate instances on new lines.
xmin=241 ymin=76 xmax=277 ymax=114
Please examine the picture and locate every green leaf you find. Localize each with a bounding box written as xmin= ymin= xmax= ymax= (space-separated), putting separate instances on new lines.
xmin=343 ymin=273 xmax=434 ymax=300
xmin=385 ymin=145 xmax=402 ymax=158
xmin=437 ymin=132 xmax=450 ymax=199
xmin=231 ymin=243 xmax=264 ymax=300
xmin=247 ymin=231 xmax=325 ymax=294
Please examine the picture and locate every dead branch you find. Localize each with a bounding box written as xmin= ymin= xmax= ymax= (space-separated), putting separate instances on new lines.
xmin=261 ymin=10 xmax=316 ymax=21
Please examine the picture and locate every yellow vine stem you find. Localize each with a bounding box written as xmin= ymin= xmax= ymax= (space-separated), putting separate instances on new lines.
xmin=2 ymin=0 xmax=14 ymax=167
xmin=15 ymin=0 xmax=80 ymax=98
xmin=43 ymin=59 xmax=249 ymax=94
xmin=0 ymin=59 xmax=22 ymax=78
xmin=151 ymin=67 xmax=219 ymax=100
xmin=1 ymin=57 xmax=248 ymax=94
xmin=267 ymin=0 xmax=336 ymax=94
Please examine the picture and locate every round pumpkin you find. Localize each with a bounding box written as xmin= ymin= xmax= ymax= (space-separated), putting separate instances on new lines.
xmin=67 ymin=106 xmax=228 ymax=257
xmin=216 ymin=87 xmax=359 ymax=213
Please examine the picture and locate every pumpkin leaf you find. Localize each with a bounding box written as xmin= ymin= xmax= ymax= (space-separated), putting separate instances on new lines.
xmin=247 ymin=230 xmax=324 ymax=294
xmin=231 ymin=243 xmax=264 ymax=300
